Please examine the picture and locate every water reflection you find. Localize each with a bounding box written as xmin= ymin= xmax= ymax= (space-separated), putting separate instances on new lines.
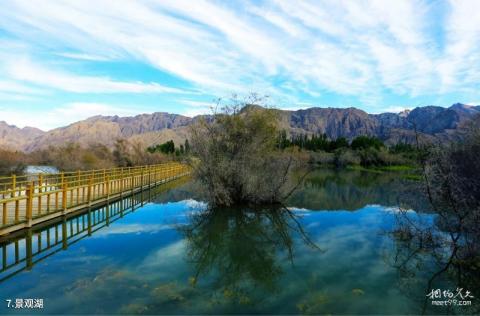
xmin=180 ymin=205 xmax=319 ymax=305
xmin=387 ymin=198 xmax=480 ymax=314
xmin=288 ymin=168 xmax=428 ymax=211
xmin=1 ymin=168 xmax=473 ymax=315
xmin=0 ymin=177 xmax=190 ymax=284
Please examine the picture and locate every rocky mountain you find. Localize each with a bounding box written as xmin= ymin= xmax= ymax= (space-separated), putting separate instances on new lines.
xmin=0 ymin=121 xmax=44 ymax=150
xmin=23 ymin=112 xmax=193 ymax=152
xmin=278 ymin=103 xmax=479 ymax=144
xmin=1 ymin=103 xmax=479 ymax=152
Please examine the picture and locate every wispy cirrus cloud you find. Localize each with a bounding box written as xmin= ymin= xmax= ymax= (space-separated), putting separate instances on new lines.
xmin=8 ymin=58 xmax=187 ymax=94
xmin=0 ymin=0 xmax=479 ymax=129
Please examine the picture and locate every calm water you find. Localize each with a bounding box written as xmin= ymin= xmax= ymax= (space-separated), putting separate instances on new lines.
xmin=0 ymin=169 xmax=476 ymax=315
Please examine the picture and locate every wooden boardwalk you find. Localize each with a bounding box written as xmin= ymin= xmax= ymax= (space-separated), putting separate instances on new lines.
xmin=0 ymin=163 xmax=190 ymax=235
xmin=0 ymin=177 xmax=190 ymax=283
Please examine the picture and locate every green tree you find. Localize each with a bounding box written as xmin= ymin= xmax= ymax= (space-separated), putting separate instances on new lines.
xmin=147 ymin=140 xmax=175 ymax=154
xmin=351 ymin=136 xmax=384 ymax=150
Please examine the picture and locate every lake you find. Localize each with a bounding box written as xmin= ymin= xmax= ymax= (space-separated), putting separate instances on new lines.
xmin=0 ymin=169 xmax=476 ymax=315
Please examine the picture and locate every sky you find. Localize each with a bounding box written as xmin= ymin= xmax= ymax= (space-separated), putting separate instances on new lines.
xmin=1 ymin=0 xmax=480 ymax=131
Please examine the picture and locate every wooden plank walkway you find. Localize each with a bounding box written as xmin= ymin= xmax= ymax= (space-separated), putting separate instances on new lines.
xmin=0 ymin=162 xmax=190 ymax=235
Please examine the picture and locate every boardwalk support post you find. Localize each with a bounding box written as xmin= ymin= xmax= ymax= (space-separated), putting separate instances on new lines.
xmin=25 ymin=228 xmax=33 ymax=269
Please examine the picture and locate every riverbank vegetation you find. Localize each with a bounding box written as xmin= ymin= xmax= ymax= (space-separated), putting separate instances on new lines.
xmin=0 ymin=138 xmax=185 ymax=176
xmin=388 ymin=118 xmax=480 ymax=313
xmin=278 ymin=132 xmax=422 ymax=169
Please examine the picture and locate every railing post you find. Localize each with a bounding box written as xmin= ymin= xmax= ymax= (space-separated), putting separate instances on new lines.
xmin=103 ymin=169 xmax=106 ymax=195
xmin=11 ymin=174 xmax=16 ymax=198
xmin=62 ymin=173 xmax=67 ymax=213
xmin=26 ymin=181 xmax=34 ymax=227
xmin=37 ymin=174 xmax=43 ymax=215
xmin=87 ymin=176 xmax=93 ymax=205
xmin=131 ymin=173 xmax=134 ymax=195
xmin=148 ymin=167 xmax=152 ymax=187
xmin=120 ymin=171 xmax=124 ymax=197
xmin=106 ymin=175 xmax=110 ymax=200
xmin=2 ymin=202 xmax=6 ymax=226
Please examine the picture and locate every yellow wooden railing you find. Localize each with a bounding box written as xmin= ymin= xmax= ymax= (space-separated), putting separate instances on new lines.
xmin=0 ymin=163 xmax=190 ymax=233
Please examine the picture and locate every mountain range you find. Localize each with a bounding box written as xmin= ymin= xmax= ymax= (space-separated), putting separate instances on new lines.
xmin=1 ymin=103 xmax=478 ymax=152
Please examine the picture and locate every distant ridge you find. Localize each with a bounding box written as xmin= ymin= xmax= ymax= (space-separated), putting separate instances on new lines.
xmin=1 ymin=103 xmax=478 ymax=152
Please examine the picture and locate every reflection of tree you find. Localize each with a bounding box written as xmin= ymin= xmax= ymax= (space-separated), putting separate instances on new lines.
xmin=388 ymin=128 xmax=480 ymax=315
xmin=179 ymin=206 xmax=318 ymax=305
xmin=388 ymin=208 xmax=479 ymax=315
xmin=288 ymin=169 xmax=428 ymax=211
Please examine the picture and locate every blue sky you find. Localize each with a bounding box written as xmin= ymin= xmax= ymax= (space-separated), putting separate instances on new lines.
xmin=0 ymin=0 xmax=480 ymax=130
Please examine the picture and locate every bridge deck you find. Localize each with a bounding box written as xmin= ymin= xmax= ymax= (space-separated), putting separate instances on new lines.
xmin=0 ymin=163 xmax=190 ymax=235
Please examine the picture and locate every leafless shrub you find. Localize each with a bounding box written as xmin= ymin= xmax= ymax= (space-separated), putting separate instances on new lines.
xmin=0 ymin=149 xmax=27 ymax=175
xmin=388 ymin=117 xmax=480 ymax=314
xmin=188 ymin=94 xmax=302 ymax=207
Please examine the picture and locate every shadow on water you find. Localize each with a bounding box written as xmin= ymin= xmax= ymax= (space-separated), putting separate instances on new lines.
xmin=178 ymin=205 xmax=320 ymax=305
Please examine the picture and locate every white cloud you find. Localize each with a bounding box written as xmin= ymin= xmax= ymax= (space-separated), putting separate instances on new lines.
xmin=438 ymin=0 xmax=480 ymax=92
xmin=0 ymin=80 xmax=47 ymax=95
xmin=55 ymin=52 xmax=113 ymax=61
xmin=0 ymin=102 xmax=140 ymax=130
xmin=0 ymin=0 xmax=478 ymax=108
xmin=178 ymin=99 xmax=215 ymax=108
xmin=180 ymin=107 xmax=212 ymax=118
xmin=370 ymin=105 xmax=414 ymax=114
xmin=177 ymin=99 xmax=217 ymax=117
xmin=8 ymin=58 xmax=186 ymax=94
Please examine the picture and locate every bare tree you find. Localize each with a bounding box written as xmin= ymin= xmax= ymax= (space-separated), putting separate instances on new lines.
xmin=188 ymin=94 xmax=301 ymax=207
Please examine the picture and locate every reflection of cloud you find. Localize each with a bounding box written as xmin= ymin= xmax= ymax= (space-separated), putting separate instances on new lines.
xmin=138 ymin=240 xmax=186 ymax=271
xmin=55 ymin=254 xmax=107 ymax=264
xmin=91 ymin=224 xmax=171 ymax=238
xmin=281 ymin=207 xmax=401 ymax=306
xmin=288 ymin=207 xmax=310 ymax=212
xmin=381 ymin=206 xmax=415 ymax=213
xmin=182 ymin=199 xmax=207 ymax=210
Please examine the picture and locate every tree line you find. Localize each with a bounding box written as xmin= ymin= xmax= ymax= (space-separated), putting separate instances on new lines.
xmin=277 ymin=131 xmax=417 ymax=153
xmin=147 ymin=139 xmax=190 ymax=156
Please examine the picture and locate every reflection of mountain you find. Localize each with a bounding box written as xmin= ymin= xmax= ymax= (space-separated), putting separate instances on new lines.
xmin=287 ymin=169 xmax=427 ymax=211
